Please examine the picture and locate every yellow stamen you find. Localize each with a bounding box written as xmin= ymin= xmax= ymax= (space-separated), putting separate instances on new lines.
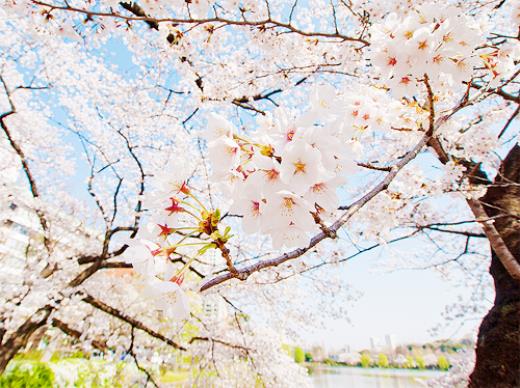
xmin=283 ymin=197 xmax=295 ymax=210
xmin=293 ymin=161 xmax=306 ymax=174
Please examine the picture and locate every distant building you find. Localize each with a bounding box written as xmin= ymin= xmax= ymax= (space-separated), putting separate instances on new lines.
xmin=201 ymin=296 xmax=228 ymax=323
xmin=0 ymin=195 xmax=101 ymax=279
xmin=0 ymin=201 xmax=37 ymax=263
xmin=0 ymin=195 xmax=102 ymax=351
xmin=385 ymin=334 xmax=397 ymax=354
xmin=370 ymin=336 xmax=383 ymax=352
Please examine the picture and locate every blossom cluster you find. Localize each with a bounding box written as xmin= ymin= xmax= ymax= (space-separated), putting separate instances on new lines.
xmin=203 ymin=88 xmax=363 ymax=249
xmin=123 ymin=160 xmax=238 ymax=318
xmin=370 ymin=5 xmax=485 ymax=97
xmin=123 ymin=170 xmax=195 ymax=319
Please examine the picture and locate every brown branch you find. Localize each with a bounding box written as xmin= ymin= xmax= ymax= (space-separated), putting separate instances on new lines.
xmin=0 ymin=76 xmax=52 ymax=254
xmin=119 ymin=2 xmax=159 ymax=30
xmin=128 ymin=327 xmax=160 ymax=388
xmin=170 ymin=257 xmax=205 ymax=278
xmin=425 ymin=85 xmax=520 ymax=281
xmin=82 ymin=294 xmax=186 ymax=351
xmin=0 ymin=305 xmax=53 ymax=371
xmin=215 ymin=240 xmax=242 ymax=278
xmin=189 ymin=336 xmax=249 ymax=352
xmin=356 ymin=162 xmax=392 ymax=172
xmin=116 ymin=129 xmax=146 ymax=238
xmin=416 ymin=225 xmax=486 ymax=238
xmin=467 ymin=198 xmax=520 ymax=281
xmin=498 ymin=105 xmax=519 ymax=139
xmin=255 ymin=230 xmax=422 ymax=285
xmin=100 ymin=261 xmax=133 ymax=269
xmin=469 ymin=82 xmax=519 ymax=104
xmin=30 ymin=0 xmax=369 ymax=45
xmin=51 ymin=318 xmax=107 ymax=351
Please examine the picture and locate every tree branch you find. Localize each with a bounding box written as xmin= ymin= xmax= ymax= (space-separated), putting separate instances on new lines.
xmin=82 ymin=294 xmax=186 ymax=351
xmin=467 ymin=198 xmax=520 ymax=281
xmin=30 ymin=0 xmax=369 ymax=45
xmin=51 ymin=318 xmax=107 ymax=351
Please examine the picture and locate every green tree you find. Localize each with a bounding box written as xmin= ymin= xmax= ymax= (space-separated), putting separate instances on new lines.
xmin=294 ymin=347 xmax=305 ymax=363
xmin=0 ymin=362 xmax=54 ymax=388
xmin=360 ymin=353 xmax=371 ymax=368
xmin=377 ymin=354 xmax=389 ymax=368
xmin=437 ymin=355 xmax=450 ymax=371
xmin=304 ymin=352 xmax=313 ymax=362
xmin=415 ymin=355 xmax=426 ymax=369
xmin=404 ymin=355 xmax=415 ymax=369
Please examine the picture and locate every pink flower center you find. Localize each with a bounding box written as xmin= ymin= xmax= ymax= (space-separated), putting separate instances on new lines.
xmin=251 ymin=201 xmax=260 ymax=216
xmin=265 ymin=168 xmax=279 ymax=181
xmin=400 ymin=76 xmax=411 ymax=85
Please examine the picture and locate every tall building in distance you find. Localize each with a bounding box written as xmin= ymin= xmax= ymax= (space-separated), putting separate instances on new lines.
xmin=385 ymin=334 xmax=397 ymax=354
xmin=369 ymin=334 xmax=397 ymax=354
xmin=0 ymin=195 xmax=100 ymax=272
xmin=201 ymin=296 xmax=228 ymax=323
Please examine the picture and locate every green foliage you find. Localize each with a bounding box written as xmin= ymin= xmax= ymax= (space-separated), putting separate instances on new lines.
xmin=49 ymin=352 xmax=62 ymax=363
xmin=404 ymin=355 xmax=415 ymax=369
xmin=437 ymin=355 xmax=450 ymax=371
xmin=69 ymin=351 xmax=87 ymax=359
xmin=13 ymin=351 xmax=43 ymax=361
xmin=304 ymin=352 xmax=313 ymax=362
xmin=181 ymin=355 xmax=194 ymax=364
xmin=377 ymin=353 xmax=389 ymax=368
xmin=237 ymin=312 xmax=250 ymax=321
xmin=323 ymin=358 xmax=338 ymax=366
xmin=180 ymin=321 xmax=201 ymax=342
xmin=415 ymin=355 xmax=426 ymax=369
xmin=360 ymin=353 xmax=371 ymax=368
xmin=0 ymin=362 xmax=54 ymax=388
xmin=161 ymin=371 xmax=189 ymax=383
xmin=294 ymin=347 xmax=305 ymax=363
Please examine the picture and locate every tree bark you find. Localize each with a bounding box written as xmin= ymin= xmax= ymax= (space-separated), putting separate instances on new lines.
xmin=469 ymin=145 xmax=520 ymax=388
xmin=0 ymin=305 xmax=53 ymax=372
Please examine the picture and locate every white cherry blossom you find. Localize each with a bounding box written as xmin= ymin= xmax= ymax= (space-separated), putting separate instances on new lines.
xmin=279 ymin=140 xmax=332 ymax=194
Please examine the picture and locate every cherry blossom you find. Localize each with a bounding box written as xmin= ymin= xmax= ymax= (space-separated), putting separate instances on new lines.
xmin=0 ymin=1 xmax=518 ymax=386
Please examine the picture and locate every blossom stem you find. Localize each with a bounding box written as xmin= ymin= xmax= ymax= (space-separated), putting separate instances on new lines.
xmin=179 ymin=199 xmax=202 ymax=213
xmin=186 ymin=192 xmax=208 ymax=212
xmin=182 ymin=208 xmax=202 ymax=221
xmin=176 ymin=255 xmax=198 ymax=276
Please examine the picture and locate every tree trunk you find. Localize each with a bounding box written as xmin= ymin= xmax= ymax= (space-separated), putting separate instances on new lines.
xmin=469 ymin=145 xmax=520 ymax=388
xmin=0 ymin=305 xmax=53 ymax=372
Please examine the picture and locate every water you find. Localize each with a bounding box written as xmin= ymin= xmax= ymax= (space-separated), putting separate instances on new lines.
xmin=311 ymin=366 xmax=444 ymax=388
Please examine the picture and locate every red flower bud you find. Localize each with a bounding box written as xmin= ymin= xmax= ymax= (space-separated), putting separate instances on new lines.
xmin=165 ymin=197 xmax=184 ymax=215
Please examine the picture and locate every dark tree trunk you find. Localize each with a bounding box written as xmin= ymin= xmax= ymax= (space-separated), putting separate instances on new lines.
xmin=0 ymin=305 xmax=53 ymax=372
xmin=469 ymin=145 xmax=520 ymax=388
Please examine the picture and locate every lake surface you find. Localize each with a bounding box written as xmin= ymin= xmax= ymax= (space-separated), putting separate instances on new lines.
xmin=311 ymin=366 xmax=444 ymax=388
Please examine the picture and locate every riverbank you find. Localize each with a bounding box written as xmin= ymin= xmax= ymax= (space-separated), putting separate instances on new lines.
xmin=310 ymin=365 xmax=445 ymax=388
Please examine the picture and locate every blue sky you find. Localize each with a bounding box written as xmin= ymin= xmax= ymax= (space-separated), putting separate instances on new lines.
xmin=313 ymin=246 xmax=490 ymax=351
